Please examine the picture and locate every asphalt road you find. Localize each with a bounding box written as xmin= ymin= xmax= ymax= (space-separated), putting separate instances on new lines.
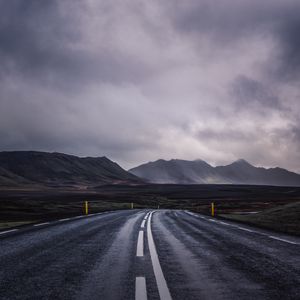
xmin=0 ymin=210 xmax=299 ymax=300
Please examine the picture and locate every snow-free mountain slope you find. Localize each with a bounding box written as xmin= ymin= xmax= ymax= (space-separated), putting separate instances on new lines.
xmin=0 ymin=151 xmax=142 ymax=187
xmin=129 ymin=159 xmax=300 ymax=186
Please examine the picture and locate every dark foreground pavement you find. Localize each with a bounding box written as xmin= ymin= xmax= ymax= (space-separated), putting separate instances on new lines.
xmin=0 ymin=210 xmax=299 ymax=300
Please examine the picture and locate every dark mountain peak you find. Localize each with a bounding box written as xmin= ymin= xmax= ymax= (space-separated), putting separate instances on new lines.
xmin=156 ymin=159 xmax=168 ymax=163
xmin=233 ymin=158 xmax=249 ymax=164
xmin=155 ymin=158 xmax=208 ymax=164
xmin=129 ymin=158 xmax=300 ymax=186
xmin=3 ymin=150 xmax=110 ymax=161
xmin=158 ymin=158 xmax=186 ymax=163
xmin=140 ymin=159 xmax=167 ymax=167
xmin=193 ymin=159 xmax=205 ymax=162
xmin=169 ymin=158 xmax=190 ymax=164
xmin=138 ymin=158 xmax=212 ymax=168
xmin=82 ymin=155 xmax=110 ymax=162
xmin=230 ymin=159 xmax=253 ymax=167
xmin=193 ymin=159 xmax=213 ymax=167
xmin=0 ymin=151 xmax=142 ymax=187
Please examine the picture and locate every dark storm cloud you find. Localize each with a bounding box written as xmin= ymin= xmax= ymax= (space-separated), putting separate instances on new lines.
xmin=196 ymin=128 xmax=251 ymax=142
xmin=168 ymin=0 xmax=300 ymax=80
xmin=0 ymin=0 xmax=154 ymax=88
xmin=231 ymin=75 xmax=281 ymax=109
xmin=274 ymin=15 xmax=300 ymax=80
xmin=291 ymin=126 xmax=300 ymax=148
xmin=0 ymin=0 xmax=300 ymax=172
xmin=2 ymin=0 xmax=299 ymax=86
xmin=0 ymin=1 xmax=77 ymax=78
xmin=168 ymin=1 xmax=272 ymax=41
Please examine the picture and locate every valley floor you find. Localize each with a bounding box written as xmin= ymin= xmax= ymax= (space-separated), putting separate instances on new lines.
xmin=1 ymin=184 xmax=300 ymax=235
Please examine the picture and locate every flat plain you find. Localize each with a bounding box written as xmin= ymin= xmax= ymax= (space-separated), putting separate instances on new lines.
xmin=1 ymin=184 xmax=299 ymax=235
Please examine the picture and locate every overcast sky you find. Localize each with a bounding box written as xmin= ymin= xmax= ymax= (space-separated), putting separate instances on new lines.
xmin=1 ymin=0 xmax=300 ymax=171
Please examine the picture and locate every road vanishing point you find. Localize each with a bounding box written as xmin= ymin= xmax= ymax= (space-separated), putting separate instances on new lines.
xmin=0 ymin=210 xmax=299 ymax=300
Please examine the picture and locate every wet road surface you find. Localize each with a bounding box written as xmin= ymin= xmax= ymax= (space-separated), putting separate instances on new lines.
xmin=0 ymin=210 xmax=299 ymax=300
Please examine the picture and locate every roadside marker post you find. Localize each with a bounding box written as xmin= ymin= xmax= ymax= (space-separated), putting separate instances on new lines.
xmin=85 ymin=201 xmax=88 ymax=215
xmin=131 ymin=202 xmax=134 ymax=209
xmin=211 ymin=202 xmax=215 ymax=217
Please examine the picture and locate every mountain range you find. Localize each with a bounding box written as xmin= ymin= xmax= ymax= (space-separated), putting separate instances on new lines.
xmin=0 ymin=151 xmax=141 ymax=187
xmin=1 ymin=151 xmax=300 ymax=188
xmin=129 ymin=159 xmax=300 ymax=186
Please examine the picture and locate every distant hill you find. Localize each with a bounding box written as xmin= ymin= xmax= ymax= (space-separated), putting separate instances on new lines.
xmin=129 ymin=159 xmax=300 ymax=186
xmin=0 ymin=151 xmax=142 ymax=188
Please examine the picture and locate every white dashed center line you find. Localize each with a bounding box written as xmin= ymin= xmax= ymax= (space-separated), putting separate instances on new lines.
xmin=137 ymin=230 xmax=144 ymax=257
xmin=135 ymin=277 xmax=147 ymax=300
xmin=141 ymin=219 xmax=146 ymax=228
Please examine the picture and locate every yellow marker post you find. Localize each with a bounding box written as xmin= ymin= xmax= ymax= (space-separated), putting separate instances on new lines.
xmin=85 ymin=201 xmax=88 ymax=215
xmin=211 ymin=202 xmax=215 ymax=217
xmin=131 ymin=202 xmax=133 ymax=209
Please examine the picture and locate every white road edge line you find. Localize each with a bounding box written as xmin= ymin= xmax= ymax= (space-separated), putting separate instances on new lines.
xmin=186 ymin=210 xmax=299 ymax=245
xmin=208 ymin=219 xmax=218 ymax=222
xmin=135 ymin=277 xmax=147 ymax=300
xmin=59 ymin=218 xmax=70 ymax=222
xmin=34 ymin=222 xmax=49 ymax=227
xmin=218 ymin=221 xmax=231 ymax=226
xmin=186 ymin=211 xmax=205 ymax=219
xmin=136 ymin=230 xmax=144 ymax=257
xmin=237 ymin=227 xmax=255 ymax=233
xmin=147 ymin=211 xmax=172 ymax=300
xmin=141 ymin=219 xmax=146 ymax=228
xmin=0 ymin=229 xmax=18 ymax=235
xmin=268 ymin=235 xmax=298 ymax=245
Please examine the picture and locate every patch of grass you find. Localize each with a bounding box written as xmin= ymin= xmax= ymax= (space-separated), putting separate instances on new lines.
xmin=1 ymin=185 xmax=300 ymax=235
xmin=221 ymin=201 xmax=300 ymax=236
xmin=0 ymin=221 xmax=35 ymax=230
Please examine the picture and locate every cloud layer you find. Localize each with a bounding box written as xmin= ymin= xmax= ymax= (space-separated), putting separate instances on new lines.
xmin=1 ymin=0 xmax=300 ymax=172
